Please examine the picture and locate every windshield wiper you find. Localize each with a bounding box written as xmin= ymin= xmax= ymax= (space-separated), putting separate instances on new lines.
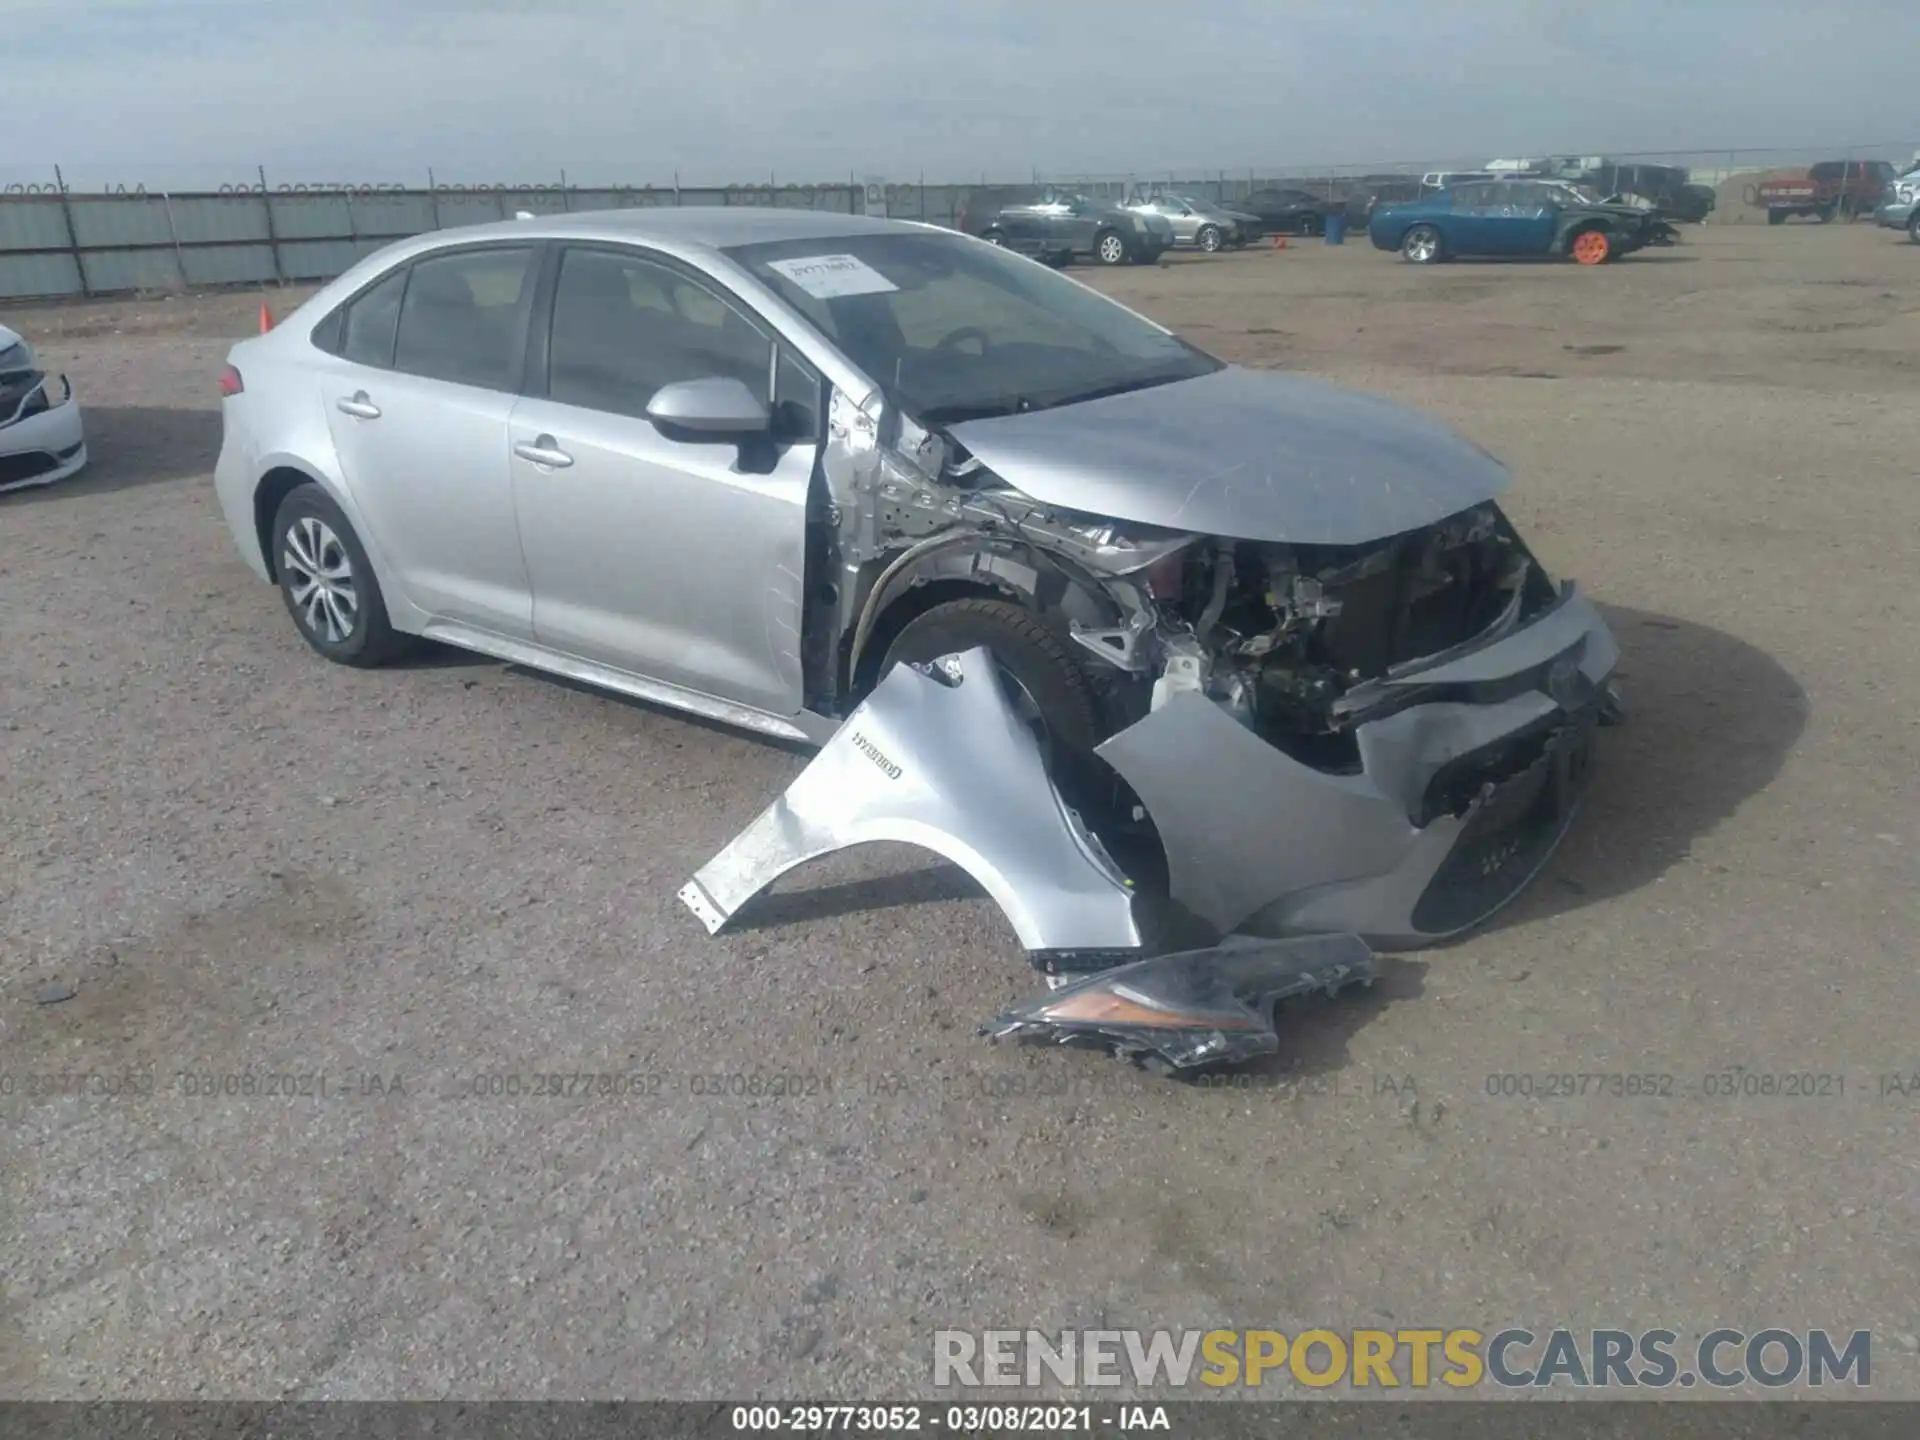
xmin=919 ymin=396 xmax=1037 ymax=423
xmin=1036 ymin=372 xmax=1192 ymax=411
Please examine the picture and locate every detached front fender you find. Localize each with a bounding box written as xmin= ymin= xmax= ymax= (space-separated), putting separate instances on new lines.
xmin=680 ymin=646 xmax=1143 ymax=960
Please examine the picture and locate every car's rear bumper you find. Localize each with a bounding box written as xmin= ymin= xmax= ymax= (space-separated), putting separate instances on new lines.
xmin=1096 ymin=586 xmax=1620 ymax=950
xmin=1875 ymin=199 xmax=1918 ymax=228
xmin=0 ymin=375 xmax=87 ymax=493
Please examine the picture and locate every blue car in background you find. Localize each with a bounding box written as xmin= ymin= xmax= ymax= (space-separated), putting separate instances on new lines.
xmin=1368 ymin=179 xmax=1679 ymax=266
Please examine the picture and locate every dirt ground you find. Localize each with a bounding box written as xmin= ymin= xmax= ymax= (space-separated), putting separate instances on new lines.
xmin=3 ymin=220 xmax=1918 ymax=1401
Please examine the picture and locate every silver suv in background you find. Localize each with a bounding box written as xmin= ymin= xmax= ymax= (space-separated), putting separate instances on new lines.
xmin=1123 ymin=192 xmax=1260 ymax=251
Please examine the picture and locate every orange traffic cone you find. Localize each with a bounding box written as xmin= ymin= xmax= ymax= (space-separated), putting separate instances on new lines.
xmin=258 ymin=303 xmax=274 ymax=334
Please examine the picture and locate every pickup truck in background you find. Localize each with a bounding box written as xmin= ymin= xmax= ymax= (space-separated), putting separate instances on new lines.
xmin=1755 ymin=161 xmax=1897 ymax=224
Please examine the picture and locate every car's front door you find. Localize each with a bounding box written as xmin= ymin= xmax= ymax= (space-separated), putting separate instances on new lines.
xmin=1504 ymin=183 xmax=1560 ymax=254
xmin=318 ymin=243 xmax=539 ymax=637
xmin=1445 ymin=184 xmax=1500 ymax=253
xmin=505 ymin=244 xmax=820 ymax=716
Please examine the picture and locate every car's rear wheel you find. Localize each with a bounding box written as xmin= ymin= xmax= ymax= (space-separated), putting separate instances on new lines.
xmin=1094 ymin=229 xmax=1129 ymax=266
xmin=271 ymin=484 xmax=406 ymax=667
xmin=1196 ymin=224 xmax=1223 ymax=253
xmin=879 ymin=598 xmax=1106 ymax=800
xmin=1815 ymin=204 xmax=1835 ymax=224
xmin=1401 ymin=225 xmax=1443 ymax=263
xmin=1909 ymin=211 xmax=1920 ymax=243
xmin=1571 ymin=228 xmax=1613 ymax=265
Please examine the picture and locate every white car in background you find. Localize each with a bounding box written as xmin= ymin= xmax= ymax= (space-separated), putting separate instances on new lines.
xmin=0 ymin=323 xmax=87 ymax=493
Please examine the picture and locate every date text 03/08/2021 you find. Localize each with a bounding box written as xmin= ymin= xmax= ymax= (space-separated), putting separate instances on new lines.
xmin=729 ymin=1406 xmax=1165 ymax=1433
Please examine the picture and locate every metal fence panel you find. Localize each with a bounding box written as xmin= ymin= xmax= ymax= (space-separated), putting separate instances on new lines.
xmin=67 ymin=196 xmax=176 ymax=249
xmin=79 ymin=247 xmax=186 ymax=293
xmin=431 ymin=191 xmax=509 ymax=228
xmin=180 ymin=243 xmax=277 ymax=288
xmin=268 ymin=194 xmax=353 ymax=240
xmin=0 ymin=197 xmax=73 ymax=251
xmin=0 ymin=251 xmax=83 ymax=301
xmin=350 ymin=193 xmax=437 ymax=235
xmin=165 ymin=194 xmax=272 ymax=243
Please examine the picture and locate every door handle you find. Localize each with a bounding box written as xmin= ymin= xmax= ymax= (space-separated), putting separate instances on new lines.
xmin=336 ymin=392 xmax=381 ymax=420
xmin=514 ymin=435 xmax=574 ymax=469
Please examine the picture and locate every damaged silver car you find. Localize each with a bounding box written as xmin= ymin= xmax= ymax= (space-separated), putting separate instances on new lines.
xmin=214 ymin=208 xmax=1619 ymax=1070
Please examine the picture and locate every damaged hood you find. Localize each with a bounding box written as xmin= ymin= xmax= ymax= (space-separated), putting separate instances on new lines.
xmin=945 ymin=365 xmax=1511 ymax=546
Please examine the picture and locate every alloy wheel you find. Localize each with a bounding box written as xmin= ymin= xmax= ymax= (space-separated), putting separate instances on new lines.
xmin=282 ymin=516 xmax=359 ymax=644
xmin=1403 ymin=227 xmax=1440 ymax=263
xmin=1098 ymin=233 xmax=1126 ymax=264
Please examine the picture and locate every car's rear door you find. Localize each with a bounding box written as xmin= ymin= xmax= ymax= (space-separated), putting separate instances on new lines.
xmin=318 ymin=243 xmax=539 ymax=637
xmin=504 ymin=244 xmax=819 ymax=716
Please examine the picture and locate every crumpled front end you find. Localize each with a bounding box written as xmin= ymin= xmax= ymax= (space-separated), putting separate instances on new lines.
xmin=1097 ymin=586 xmax=1619 ymax=948
xmin=0 ymin=363 xmax=88 ymax=494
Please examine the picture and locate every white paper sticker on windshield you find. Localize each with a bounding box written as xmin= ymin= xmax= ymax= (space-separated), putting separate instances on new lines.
xmin=766 ymin=253 xmax=899 ymax=299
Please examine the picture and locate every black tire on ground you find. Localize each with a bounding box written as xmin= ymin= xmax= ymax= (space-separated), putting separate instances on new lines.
xmin=270 ymin=483 xmax=408 ymax=668
xmin=879 ymin=598 xmax=1106 ymax=795
xmin=1196 ymin=224 xmax=1223 ymax=253
xmin=1767 ymin=208 xmax=1786 ymax=226
xmin=981 ymin=229 xmax=1008 ymax=247
xmin=1816 ymin=204 xmax=1835 ymax=224
xmin=1093 ymin=228 xmax=1129 ymax=266
xmin=1909 ymin=211 xmax=1920 ymax=243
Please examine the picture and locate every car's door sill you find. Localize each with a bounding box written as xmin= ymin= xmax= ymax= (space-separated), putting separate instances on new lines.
xmin=420 ymin=620 xmax=831 ymax=745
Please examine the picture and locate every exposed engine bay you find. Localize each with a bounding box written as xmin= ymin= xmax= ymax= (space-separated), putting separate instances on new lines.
xmin=818 ymin=395 xmax=1564 ymax=778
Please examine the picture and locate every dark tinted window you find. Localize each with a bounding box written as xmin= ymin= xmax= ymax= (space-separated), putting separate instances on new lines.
xmin=391 ymin=247 xmax=535 ymax=390
xmin=338 ymin=267 xmax=408 ymax=368
xmin=547 ymin=247 xmax=773 ymax=419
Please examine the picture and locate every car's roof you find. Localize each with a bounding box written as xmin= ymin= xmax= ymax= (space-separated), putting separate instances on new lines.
xmin=414 ymin=206 xmax=930 ymax=252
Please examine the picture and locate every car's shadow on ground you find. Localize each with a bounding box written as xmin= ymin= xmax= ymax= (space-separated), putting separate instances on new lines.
xmin=1 ymin=406 xmax=219 ymax=503
xmin=1463 ymin=601 xmax=1806 ymax=937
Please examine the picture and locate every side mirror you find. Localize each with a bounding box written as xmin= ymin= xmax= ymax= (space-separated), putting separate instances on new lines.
xmin=645 ymin=377 xmax=769 ymax=440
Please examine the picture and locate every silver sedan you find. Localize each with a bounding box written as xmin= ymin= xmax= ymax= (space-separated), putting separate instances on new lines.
xmin=1123 ymin=195 xmax=1259 ymax=250
xmin=215 ymin=208 xmax=1618 ymax=1012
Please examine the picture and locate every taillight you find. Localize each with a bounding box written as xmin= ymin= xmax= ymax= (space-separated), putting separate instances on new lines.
xmin=218 ymin=365 xmax=244 ymax=398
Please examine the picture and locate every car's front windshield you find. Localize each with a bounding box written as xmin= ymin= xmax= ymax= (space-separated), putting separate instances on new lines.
xmin=724 ymin=230 xmax=1223 ymax=424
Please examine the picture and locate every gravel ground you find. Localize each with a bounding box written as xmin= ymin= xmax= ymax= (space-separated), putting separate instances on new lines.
xmin=2 ymin=220 xmax=1918 ymax=1400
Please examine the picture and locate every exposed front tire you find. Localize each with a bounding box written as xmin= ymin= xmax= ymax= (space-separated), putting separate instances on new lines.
xmin=1196 ymin=224 xmax=1223 ymax=253
xmin=1094 ymin=229 xmax=1130 ymax=266
xmin=1815 ymin=204 xmax=1835 ymax=224
xmin=270 ymin=484 xmax=407 ymax=667
xmin=1767 ymin=208 xmax=1786 ymax=226
xmin=879 ymin=598 xmax=1109 ymax=809
xmin=1909 ymin=211 xmax=1920 ymax=243
xmin=1401 ymin=224 xmax=1444 ymax=263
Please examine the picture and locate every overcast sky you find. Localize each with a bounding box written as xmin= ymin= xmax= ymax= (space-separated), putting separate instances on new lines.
xmin=6 ymin=0 xmax=1918 ymax=189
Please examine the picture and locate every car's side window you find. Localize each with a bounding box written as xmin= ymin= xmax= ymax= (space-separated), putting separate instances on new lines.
xmin=338 ymin=267 xmax=409 ymax=368
xmin=546 ymin=247 xmax=774 ymax=421
xmin=391 ymin=247 xmax=536 ymax=391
